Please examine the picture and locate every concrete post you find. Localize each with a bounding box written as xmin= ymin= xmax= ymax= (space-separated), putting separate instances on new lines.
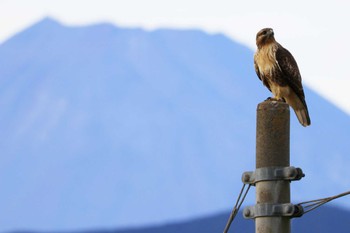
xmin=255 ymin=101 xmax=290 ymax=233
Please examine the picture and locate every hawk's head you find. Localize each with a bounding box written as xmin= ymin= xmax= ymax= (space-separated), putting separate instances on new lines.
xmin=256 ymin=28 xmax=275 ymax=48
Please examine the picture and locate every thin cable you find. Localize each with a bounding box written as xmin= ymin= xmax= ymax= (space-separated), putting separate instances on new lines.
xmin=223 ymin=184 xmax=251 ymax=233
xmin=298 ymin=190 xmax=350 ymax=214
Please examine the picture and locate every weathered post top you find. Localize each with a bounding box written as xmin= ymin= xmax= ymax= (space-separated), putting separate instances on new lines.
xmin=256 ymin=100 xmax=290 ymax=168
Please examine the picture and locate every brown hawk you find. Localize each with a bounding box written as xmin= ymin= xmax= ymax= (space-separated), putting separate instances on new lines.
xmin=254 ymin=28 xmax=311 ymax=127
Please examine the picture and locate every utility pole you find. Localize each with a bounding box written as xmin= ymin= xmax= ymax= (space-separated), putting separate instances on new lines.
xmin=242 ymin=101 xmax=304 ymax=233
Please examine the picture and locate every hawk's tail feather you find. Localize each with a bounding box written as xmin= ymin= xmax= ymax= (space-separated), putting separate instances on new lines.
xmin=294 ymin=108 xmax=311 ymax=127
xmin=286 ymin=94 xmax=311 ymax=127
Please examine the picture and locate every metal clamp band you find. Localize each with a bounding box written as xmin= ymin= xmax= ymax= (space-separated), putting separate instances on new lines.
xmin=242 ymin=166 xmax=305 ymax=185
xmin=243 ymin=203 xmax=304 ymax=219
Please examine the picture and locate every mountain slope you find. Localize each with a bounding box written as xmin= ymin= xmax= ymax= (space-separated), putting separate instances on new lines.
xmin=112 ymin=205 xmax=350 ymax=233
xmin=0 ymin=17 xmax=349 ymax=231
xmin=11 ymin=206 xmax=350 ymax=233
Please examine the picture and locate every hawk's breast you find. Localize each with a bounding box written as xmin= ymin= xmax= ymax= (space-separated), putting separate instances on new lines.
xmin=255 ymin=43 xmax=279 ymax=77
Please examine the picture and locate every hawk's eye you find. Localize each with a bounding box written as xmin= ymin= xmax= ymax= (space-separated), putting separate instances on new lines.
xmin=262 ymin=30 xmax=267 ymax=35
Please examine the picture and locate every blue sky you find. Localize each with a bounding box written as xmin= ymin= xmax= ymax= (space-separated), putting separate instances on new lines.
xmin=1 ymin=0 xmax=350 ymax=114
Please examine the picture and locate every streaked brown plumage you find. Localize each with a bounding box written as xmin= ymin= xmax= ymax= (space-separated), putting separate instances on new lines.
xmin=254 ymin=28 xmax=311 ymax=127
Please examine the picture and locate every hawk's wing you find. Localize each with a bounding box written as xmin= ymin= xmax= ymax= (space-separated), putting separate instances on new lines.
xmin=275 ymin=44 xmax=306 ymax=103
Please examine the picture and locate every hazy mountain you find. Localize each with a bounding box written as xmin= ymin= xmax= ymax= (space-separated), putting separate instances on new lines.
xmin=11 ymin=206 xmax=350 ymax=233
xmin=0 ymin=17 xmax=349 ymax=232
xmin=101 ymin=205 xmax=350 ymax=233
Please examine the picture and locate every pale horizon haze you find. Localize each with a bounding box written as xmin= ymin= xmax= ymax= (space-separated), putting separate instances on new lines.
xmin=1 ymin=0 xmax=350 ymax=115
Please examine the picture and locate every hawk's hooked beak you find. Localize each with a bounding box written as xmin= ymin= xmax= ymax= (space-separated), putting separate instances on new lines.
xmin=268 ymin=29 xmax=274 ymax=37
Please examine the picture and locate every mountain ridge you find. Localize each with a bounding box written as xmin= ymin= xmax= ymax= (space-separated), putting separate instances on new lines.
xmin=9 ymin=206 xmax=350 ymax=233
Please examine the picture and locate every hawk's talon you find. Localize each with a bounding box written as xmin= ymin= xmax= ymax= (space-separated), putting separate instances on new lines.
xmin=265 ymin=97 xmax=277 ymax=101
xmin=265 ymin=97 xmax=286 ymax=102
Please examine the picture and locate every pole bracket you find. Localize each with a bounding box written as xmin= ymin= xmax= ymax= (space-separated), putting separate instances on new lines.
xmin=241 ymin=166 xmax=304 ymax=185
xmin=243 ymin=203 xmax=304 ymax=219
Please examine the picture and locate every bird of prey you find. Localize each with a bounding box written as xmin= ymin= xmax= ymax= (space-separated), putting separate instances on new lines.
xmin=254 ymin=28 xmax=311 ymax=127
